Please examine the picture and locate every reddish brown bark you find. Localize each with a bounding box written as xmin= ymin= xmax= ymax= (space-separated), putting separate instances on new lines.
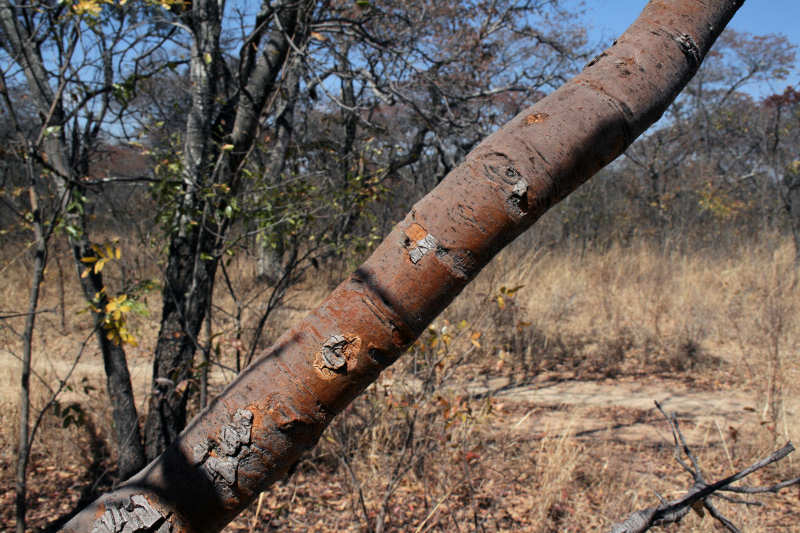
xmin=60 ymin=1 xmax=744 ymax=531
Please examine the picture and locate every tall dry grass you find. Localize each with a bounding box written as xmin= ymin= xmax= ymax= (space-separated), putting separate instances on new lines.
xmin=452 ymin=237 xmax=798 ymax=402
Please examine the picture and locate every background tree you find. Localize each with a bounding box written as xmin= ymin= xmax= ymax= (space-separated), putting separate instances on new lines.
xmin=0 ymin=0 xmax=178 ymax=482
xmin=762 ymin=86 xmax=800 ymax=262
xmin=1 ymin=93 xmax=59 ymax=533
xmin=550 ymin=30 xmax=797 ymax=254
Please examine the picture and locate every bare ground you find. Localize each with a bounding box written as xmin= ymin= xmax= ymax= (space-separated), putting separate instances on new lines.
xmin=468 ymin=375 xmax=783 ymax=444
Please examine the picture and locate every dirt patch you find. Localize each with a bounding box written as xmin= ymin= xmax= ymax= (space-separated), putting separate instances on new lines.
xmin=462 ymin=375 xmax=793 ymax=445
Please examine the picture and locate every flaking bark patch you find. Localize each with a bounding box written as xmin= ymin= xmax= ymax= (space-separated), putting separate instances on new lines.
xmin=674 ymin=33 xmax=701 ymax=68
xmin=320 ymin=335 xmax=347 ymax=370
xmin=193 ymin=409 xmax=254 ymax=499
xmin=90 ymin=495 xmax=171 ymax=533
xmin=314 ymin=335 xmax=361 ymax=377
xmin=525 ymin=111 xmax=549 ymax=124
xmin=504 ymin=175 xmax=530 ymax=218
xmin=403 ymin=224 xmax=440 ymax=264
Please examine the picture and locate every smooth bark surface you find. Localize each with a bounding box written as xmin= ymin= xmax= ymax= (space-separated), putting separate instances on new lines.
xmin=61 ymin=1 xmax=745 ymax=532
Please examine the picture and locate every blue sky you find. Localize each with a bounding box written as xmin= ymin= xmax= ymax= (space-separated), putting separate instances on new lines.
xmin=576 ymin=0 xmax=800 ymax=96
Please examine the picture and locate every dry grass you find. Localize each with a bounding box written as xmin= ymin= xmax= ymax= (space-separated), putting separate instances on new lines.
xmin=1 ymin=235 xmax=799 ymax=531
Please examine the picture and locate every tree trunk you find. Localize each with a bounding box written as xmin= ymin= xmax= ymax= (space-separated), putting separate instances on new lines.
xmin=144 ymin=0 xmax=304 ymax=459
xmin=16 ymin=176 xmax=48 ymax=533
xmin=255 ymin=55 xmax=303 ymax=284
xmin=60 ymin=1 xmax=744 ymax=531
xmin=143 ymin=0 xmax=224 ymax=459
xmin=144 ymin=228 xmax=218 ymax=459
xmin=53 ymin=140 xmax=147 ymax=480
xmin=73 ymin=245 xmax=147 ymax=480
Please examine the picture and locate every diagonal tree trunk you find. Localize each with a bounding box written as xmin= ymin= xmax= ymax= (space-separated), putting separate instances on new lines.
xmin=60 ymin=1 xmax=745 ymax=531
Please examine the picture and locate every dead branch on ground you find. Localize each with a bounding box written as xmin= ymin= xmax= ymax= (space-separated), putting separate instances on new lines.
xmin=609 ymin=401 xmax=800 ymax=533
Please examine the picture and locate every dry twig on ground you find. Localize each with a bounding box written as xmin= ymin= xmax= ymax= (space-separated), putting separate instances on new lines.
xmin=610 ymin=401 xmax=800 ymax=533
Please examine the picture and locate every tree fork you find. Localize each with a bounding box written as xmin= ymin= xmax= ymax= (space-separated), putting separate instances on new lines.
xmin=60 ymin=1 xmax=744 ymax=531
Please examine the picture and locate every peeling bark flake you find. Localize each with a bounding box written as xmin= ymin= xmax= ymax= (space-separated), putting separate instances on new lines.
xmin=204 ymin=455 xmax=238 ymax=485
xmin=507 ymin=176 xmax=530 ymax=216
xmin=219 ymin=409 xmax=253 ymax=455
xmin=196 ymin=409 xmax=254 ymax=493
xmin=511 ymin=179 xmax=527 ymax=198
xmin=320 ymin=335 xmax=348 ymax=370
xmin=192 ymin=439 xmax=211 ymax=465
xmin=674 ymin=33 xmax=700 ymax=68
xmin=525 ymin=112 xmax=549 ymax=125
xmin=409 ymin=234 xmax=438 ymax=263
xmin=403 ymin=224 xmax=440 ymax=265
xmin=584 ymin=51 xmax=607 ymax=68
xmin=90 ymin=495 xmax=171 ymax=533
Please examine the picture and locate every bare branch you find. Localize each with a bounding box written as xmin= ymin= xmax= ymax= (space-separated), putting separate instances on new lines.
xmin=609 ymin=403 xmax=799 ymax=533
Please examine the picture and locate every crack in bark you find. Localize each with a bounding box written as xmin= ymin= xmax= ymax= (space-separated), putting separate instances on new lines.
xmin=449 ymin=203 xmax=489 ymax=235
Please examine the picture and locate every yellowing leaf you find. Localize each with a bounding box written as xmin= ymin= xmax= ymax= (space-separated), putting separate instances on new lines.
xmin=94 ymin=257 xmax=108 ymax=273
xmin=72 ymin=0 xmax=102 ymax=16
xmin=470 ymin=331 xmax=482 ymax=348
